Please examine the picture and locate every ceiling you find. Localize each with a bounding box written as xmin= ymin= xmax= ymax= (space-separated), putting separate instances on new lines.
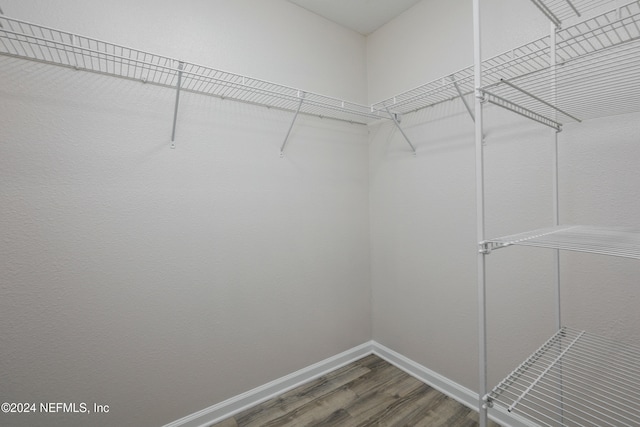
xmin=287 ymin=0 xmax=424 ymax=35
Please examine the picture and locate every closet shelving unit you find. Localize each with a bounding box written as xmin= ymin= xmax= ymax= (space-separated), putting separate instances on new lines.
xmin=371 ymin=37 xmax=553 ymax=120
xmin=0 ymin=13 xmax=559 ymax=156
xmin=0 ymin=14 xmax=384 ymax=154
xmin=475 ymin=0 xmax=640 ymax=426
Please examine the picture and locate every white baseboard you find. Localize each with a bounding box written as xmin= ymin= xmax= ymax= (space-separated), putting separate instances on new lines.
xmin=162 ymin=341 xmax=374 ymax=427
xmin=371 ymin=342 xmax=532 ymax=427
xmin=370 ymin=342 xmax=479 ymax=411
xmin=164 ymin=340 xmax=531 ymax=427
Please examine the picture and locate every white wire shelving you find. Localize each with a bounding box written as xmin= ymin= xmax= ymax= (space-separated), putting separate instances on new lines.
xmin=480 ymin=1 xmax=640 ymax=130
xmin=486 ymin=327 xmax=640 ymax=427
xmin=0 ymin=15 xmax=382 ymax=126
xmin=373 ymin=0 xmax=640 ymax=132
xmin=530 ymin=0 xmax=617 ymax=27
xmin=483 ymin=225 xmax=640 ymax=259
xmin=475 ymin=2 xmax=640 ymax=427
xmin=370 ymin=37 xmax=553 ymax=119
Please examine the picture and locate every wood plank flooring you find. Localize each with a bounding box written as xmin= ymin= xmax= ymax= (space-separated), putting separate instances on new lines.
xmin=210 ymin=354 xmax=499 ymax=427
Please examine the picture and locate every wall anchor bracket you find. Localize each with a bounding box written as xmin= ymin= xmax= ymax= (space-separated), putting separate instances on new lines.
xmin=479 ymin=241 xmax=492 ymax=255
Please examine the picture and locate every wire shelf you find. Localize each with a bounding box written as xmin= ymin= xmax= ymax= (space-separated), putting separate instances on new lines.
xmin=370 ymin=68 xmax=475 ymax=116
xmin=370 ymin=37 xmax=553 ymax=117
xmin=530 ymin=0 xmax=617 ymax=27
xmin=481 ymin=1 xmax=640 ymax=128
xmin=367 ymin=1 xmax=640 ymax=121
xmin=0 ymin=15 xmax=382 ymax=125
xmin=487 ymin=327 xmax=640 ymax=427
xmin=484 ymin=225 xmax=640 ymax=259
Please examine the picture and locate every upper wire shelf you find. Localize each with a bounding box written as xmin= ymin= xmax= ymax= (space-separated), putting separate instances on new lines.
xmin=484 ymin=225 xmax=640 ymax=259
xmin=486 ymin=326 xmax=640 ymax=427
xmin=0 ymin=15 xmax=382 ymax=125
xmin=530 ymin=0 xmax=617 ymax=27
xmin=370 ymin=35 xmax=553 ymax=118
xmin=481 ymin=1 xmax=640 ymax=130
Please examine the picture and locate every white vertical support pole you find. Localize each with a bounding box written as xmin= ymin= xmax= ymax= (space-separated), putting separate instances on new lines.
xmin=550 ymin=23 xmax=561 ymax=333
xmin=171 ymin=61 xmax=184 ymax=149
xmin=550 ymin=23 xmax=565 ymax=426
xmin=473 ymin=1 xmax=488 ymax=427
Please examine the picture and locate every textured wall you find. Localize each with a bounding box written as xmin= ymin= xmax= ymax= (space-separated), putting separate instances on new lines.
xmin=0 ymin=1 xmax=371 ymax=426
xmin=368 ymin=0 xmax=640 ymax=394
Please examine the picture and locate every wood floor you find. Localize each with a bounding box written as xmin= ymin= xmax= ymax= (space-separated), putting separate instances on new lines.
xmin=210 ymin=354 xmax=499 ymax=427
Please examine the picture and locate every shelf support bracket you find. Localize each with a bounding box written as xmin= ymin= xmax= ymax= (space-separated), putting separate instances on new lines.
xmin=478 ymin=241 xmax=493 ymax=255
xmin=563 ymin=0 xmax=581 ymax=18
xmin=529 ymin=0 xmax=562 ymax=28
xmin=170 ymin=61 xmax=184 ymax=149
xmin=450 ymin=76 xmax=475 ymax=123
xmin=384 ymin=106 xmax=417 ymax=156
xmin=499 ymin=78 xmax=581 ymax=123
xmin=482 ymin=90 xmax=562 ymax=132
xmin=280 ymin=93 xmax=305 ymax=158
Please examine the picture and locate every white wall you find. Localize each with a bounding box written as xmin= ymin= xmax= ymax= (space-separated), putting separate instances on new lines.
xmin=368 ymin=0 xmax=640 ymax=395
xmin=0 ymin=1 xmax=371 ymax=426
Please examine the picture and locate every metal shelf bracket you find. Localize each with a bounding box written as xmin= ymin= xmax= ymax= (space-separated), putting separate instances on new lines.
xmin=529 ymin=0 xmax=563 ymax=28
xmin=482 ymin=90 xmax=562 ymax=132
xmin=451 ymin=75 xmax=475 ymax=123
xmin=280 ymin=92 xmax=305 ymax=158
xmin=170 ymin=61 xmax=184 ymax=149
xmin=478 ymin=241 xmax=492 ymax=255
xmin=384 ymin=105 xmax=417 ymax=156
xmin=482 ymin=395 xmax=494 ymax=409
xmin=499 ymin=78 xmax=581 ymax=124
xmin=479 ymin=241 xmax=510 ymax=254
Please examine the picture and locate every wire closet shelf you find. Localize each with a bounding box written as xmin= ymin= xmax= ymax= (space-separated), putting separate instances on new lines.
xmin=370 ymin=37 xmax=554 ymax=118
xmin=486 ymin=327 xmax=640 ymax=427
xmin=0 ymin=15 xmax=382 ymax=125
xmin=530 ymin=0 xmax=618 ymax=27
xmin=480 ymin=0 xmax=640 ymax=130
xmin=369 ymin=1 xmax=627 ymax=121
xmin=483 ymin=225 xmax=640 ymax=259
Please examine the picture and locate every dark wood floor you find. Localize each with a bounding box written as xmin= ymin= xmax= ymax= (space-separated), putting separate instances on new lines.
xmin=210 ymin=354 xmax=498 ymax=427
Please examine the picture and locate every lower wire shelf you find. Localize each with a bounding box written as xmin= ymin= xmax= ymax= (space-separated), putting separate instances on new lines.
xmin=485 ymin=327 xmax=640 ymax=427
xmin=484 ymin=225 xmax=640 ymax=260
